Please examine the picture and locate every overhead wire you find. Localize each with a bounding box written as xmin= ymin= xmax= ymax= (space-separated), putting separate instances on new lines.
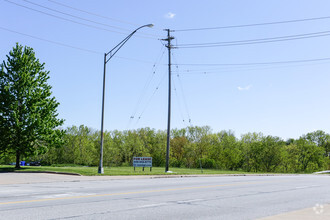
xmin=175 ymin=59 xmax=330 ymax=75
xmin=126 ymin=45 xmax=166 ymax=129
xmin=134 ymin=71 xmax=168 ymax=127
xmin=0 ymin=26 xmax=102 ymax=55
xmin=173 ymin=74 xmax=188 ymax=127
xmin=5 ymin=22 xmax=329 ymax=71
xmin=172 ymin=53 xmax=192 ymax=126
xmin=23 ymin=0 xmax=131 ymax=32
xmin=173 ymin=57 xmax=330 ymax=66
xmin=0 ymin=26 xmax=158 ymax=64
xmin=4 ymin=0 xmax=126 ymax=35
xmin=48 ymin=0 xmax=138 ymax=26
xmin=27 ymin=0 xmax=162 ymax=38
xmin=171 ymin=51 xmax=188 ymax=126
xmin=175 ymin=71 xmax=192 ymax=126
xmin=176 ymin=30 xmax=330 ymax=48
xmin=173 ymin=15 xmax=330 ymax=32
xmin=4 ymin=0 xmax=158 ymax=39
xmin=47 ymin=0 xmax=164 ymax=32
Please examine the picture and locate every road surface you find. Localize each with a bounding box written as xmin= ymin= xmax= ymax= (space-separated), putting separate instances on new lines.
xmin=0 ymin=174 xmax=329 ymax=219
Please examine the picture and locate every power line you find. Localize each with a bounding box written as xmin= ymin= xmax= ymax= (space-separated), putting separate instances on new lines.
xmin=126 ymin=46 xmax=166 ymax=129
xmin=5 ymin=23 xmax=328 ymax=69
xmin=177 ymin=30 xmax=330 ymax=48
xmin=27 ymin=0 xmax=161 ymax=38
xmin=48 ymin=0 xmax=138 ymax=26
xmin=178 ymin=30 xmax=330 ymax=46
xmin=0 ymin=26 xmax=157 ymax=64
xmin=173 ymin=77 xmax=188 ymax=127
xmin=0 ymin=26 xmax=102 ymax=54
xmin=23 ymin=0 xmax=131 ymax=32
xmin=172 ymin=53 xmax=192 ymax=126
xmin=4 ymin=0 xmax=157 ymax=39
xmin=48 ymin=0 xmax=164 ymax=33
xmin=173 ymin=15 xmax=330 ymax=32
xmin=176 ymin=61 xmax=330 ymax=75
xmin=175 ymin=73 xmax=192 ymax=126
xmin=4 ymin=0 xmax=126 ymax=34
xmin=134 ymin=71 xmax=167 ymax=127
xmin=173 ymin=57 xmax=330 ymax=67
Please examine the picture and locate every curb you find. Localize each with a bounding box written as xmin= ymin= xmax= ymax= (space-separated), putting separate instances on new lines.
xmin=2 ymin=172 xmax=322 ymax=178
xmin=314 ymin=170 xmax=330 ymax=174
xmin=13 ymin=171 xmax=81 ymax=176
xmin=148 ymin=173 xmax=305 ymax=178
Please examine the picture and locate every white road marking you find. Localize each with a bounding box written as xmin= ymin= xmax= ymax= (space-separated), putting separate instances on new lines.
xmin=295 ymin=185 xmax=320 ymax=189
xmin=177 ymin=199 xmax=204 ymax=204
xmin=138 ymin=203 xmax=167 ymax=208
xmin=36 ymin=193 xmax=95 ymax=199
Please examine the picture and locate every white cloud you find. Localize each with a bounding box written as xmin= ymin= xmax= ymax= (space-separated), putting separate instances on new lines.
xmin=165 ymin=12 xmax=176 ymax=19
xmin=237 ymin=85 xmax=252 ymax=91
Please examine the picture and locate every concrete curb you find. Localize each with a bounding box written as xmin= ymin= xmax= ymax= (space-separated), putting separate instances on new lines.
xmin=314 ymin=170 xmax=330 ymax=174
xmin=1 ymin=171 xmax=322 ymax=179
xmin=147 ymin=173 xmax=310 ymax=179
xmin=13 ymin=171 xmax=81 ymax=176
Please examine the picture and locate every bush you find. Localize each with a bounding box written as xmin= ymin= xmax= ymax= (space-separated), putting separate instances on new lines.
xmin=196 ymin=158 xmax=216 ymax=169
xmin=170 ymin=158 xmax=185 ymax=168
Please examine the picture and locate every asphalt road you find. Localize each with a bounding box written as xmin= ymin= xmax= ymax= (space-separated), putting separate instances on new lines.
xmin=0 ymin=174 xmax=329 ymax=219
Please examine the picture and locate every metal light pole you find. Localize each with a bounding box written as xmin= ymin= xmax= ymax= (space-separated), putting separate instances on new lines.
xmin=98 ymin=24 xmax=154 ymax=174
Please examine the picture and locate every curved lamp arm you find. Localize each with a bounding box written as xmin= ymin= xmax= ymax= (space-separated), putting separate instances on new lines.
xmin=105 ymin=24 xmax=154 ymax=62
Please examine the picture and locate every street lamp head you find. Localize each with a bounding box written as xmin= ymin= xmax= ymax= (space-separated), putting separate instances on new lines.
xmin=146 ymin=24 xmax=154 ymax=28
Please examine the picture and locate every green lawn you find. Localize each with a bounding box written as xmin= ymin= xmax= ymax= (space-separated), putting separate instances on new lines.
xmin=0 ymin=165 xmax=254 ymax=176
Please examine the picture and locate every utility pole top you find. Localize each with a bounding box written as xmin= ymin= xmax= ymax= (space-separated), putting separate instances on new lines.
xmin=161 ymin=30 xmax=175 ymax=48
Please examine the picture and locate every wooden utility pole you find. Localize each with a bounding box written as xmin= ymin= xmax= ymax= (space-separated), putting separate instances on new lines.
xmin=163 ymin=29 xmax=174 ymax=172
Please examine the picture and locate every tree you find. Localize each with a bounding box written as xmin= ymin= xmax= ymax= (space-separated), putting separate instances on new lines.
xmin=295 ymin=138 xmax=325 ymax=172
xmin=260 ymin=136 xmax=284 ymax=172
xmin=0 ymin=44 xmax=64 ymax=168
xmin=303 ymin=130 xmax=329 ymax=148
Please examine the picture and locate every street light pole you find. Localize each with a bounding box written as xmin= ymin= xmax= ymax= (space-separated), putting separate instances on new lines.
xmin=98 ymin=24 xmax=154 ymax=174
xmin=98 ymin=53 xmax=107 ymax=174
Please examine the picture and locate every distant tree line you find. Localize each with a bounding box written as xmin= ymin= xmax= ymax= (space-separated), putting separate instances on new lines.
xmin=1 ymin=125 xmax=330 ymax=173
xmin=1 ymin=44 xmax=328 ymax=172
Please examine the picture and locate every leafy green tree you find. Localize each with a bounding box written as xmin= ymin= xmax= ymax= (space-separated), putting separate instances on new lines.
xmin=260 ymin=136 xmax=284 ymax=172
xmin=303 ymin=130 xmax=330 ymax=158
xmin=0 ymin=44 xmax=64 ymax=168
xmin=69 ymin=125 xmax=97 ymax=166
xmin=120 ymin=130 xmax=145 ymax=165
xmin=186 ymin=126 xmax=212 ymax=159
xmin=149 ymin=130 xmax=166 ymax=167
xmin=296 ymin=138 xmax=325 ymax=172
xmin=303 ymin=130 xmax=328 ymax=147
xmin=240 ymin=132 xmax=263 ymax=172
xmin=208 ymin=131 xmax=242 ymax=170
xmin=220 ymin=132 xmax=242 ymax=170
xmin=280 ymin=143 xmax=299 ymax=172
xmin=101 ymin=130 xmax=119 ymax=167
xmin=170 ymin=136 xmax=188 ymax=167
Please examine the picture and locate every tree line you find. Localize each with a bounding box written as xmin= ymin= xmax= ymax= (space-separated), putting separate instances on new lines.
xmin=1 ymin=44 xmax=329 ymax=172
xmin=2 ymin=125 xmax=329 ymax=173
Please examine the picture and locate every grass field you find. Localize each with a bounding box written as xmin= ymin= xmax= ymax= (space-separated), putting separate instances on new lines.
xmin=0 ymin=165 xmax=255 ymax=176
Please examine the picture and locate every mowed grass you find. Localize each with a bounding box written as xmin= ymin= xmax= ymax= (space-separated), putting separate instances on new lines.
xmin=0 ymin=165 xmax=252 ymax=176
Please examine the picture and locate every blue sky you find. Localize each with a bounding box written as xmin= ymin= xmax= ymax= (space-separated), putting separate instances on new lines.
xmin=1 ymin=0 xmax=330 ymax=139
